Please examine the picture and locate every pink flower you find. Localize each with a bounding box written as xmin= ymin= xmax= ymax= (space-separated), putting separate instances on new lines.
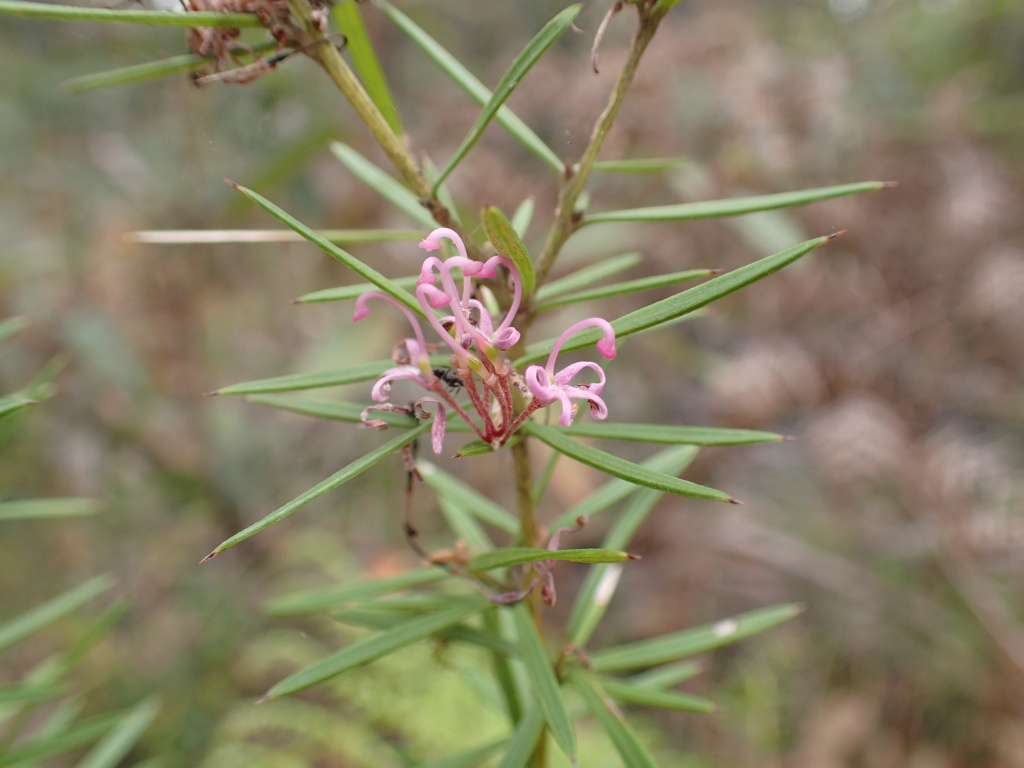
xmin=524 ymin=318 xmax=617 ymax=427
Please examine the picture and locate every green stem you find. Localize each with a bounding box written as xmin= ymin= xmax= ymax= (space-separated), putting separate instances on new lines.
xmin=533 ymin=6 xmax=661 ymax=290
xmin=0 ymin=0 xmax=262 ymax=26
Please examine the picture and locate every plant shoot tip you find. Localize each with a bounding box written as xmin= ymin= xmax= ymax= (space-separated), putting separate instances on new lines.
xmin=202 ymin=390 xmax=219 ymax=397
xmin=881 ymin=180 xmax=899 ymax=188
xmin=255 ymin=693 xmax=270 ymax=704
xmin=224 ymin=178 xmax=240 ymax=189
xmin=827 ymin=229 xmax=848 ymax=241
xmin=199 ymin=551 xmax=217 ymax=564
xmin=627 ymin=553 xmax=641 ymax=560
xmin=728 ymin=497 xmax=744 ymax=506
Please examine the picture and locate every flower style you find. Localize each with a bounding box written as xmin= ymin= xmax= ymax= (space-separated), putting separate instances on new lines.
xmin=354 ymin=227 xmax=617 ymax=454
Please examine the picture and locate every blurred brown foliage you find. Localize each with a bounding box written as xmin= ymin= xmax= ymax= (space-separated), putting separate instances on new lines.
xmin=1 ymin=0 xmax=1023 ymax=765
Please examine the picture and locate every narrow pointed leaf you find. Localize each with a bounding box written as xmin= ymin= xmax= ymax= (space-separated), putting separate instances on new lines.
xmin=126 ymin=228 xmax=421 ymax=246
xmin=496 ymin=705 xmax=545 ymax=768
xmin=521 ymin=422 xmax=733 ymax=503
xmin=537 ymin=253 xmax=643 ymax=302
xmin=417 ymin=462 xmax=518 ymax=533
xmin=432 ymin=4 xmax=581 ymax=191
xmin=330 ymin=142 xmax=435 ymax=228
xmin=511 ymin=198 xmax=535 ymax=237
xmin=378 ymin=1 xmax=562 ymax=172
xmin=0 ymin=682 xmax=65 ymax=706
xmin=518 ymin=234 xmax=836 ymax=365
xmin=582 ymin=181 xmax=889 ymax=226
xmin=483 ymin=607 xmax=523 ymax=722
xmin=591 ymin=603 xmax=804 ymax=673
xmin=567 ymin=447 xmax=699 ymax=646
xmin=469 ymin=547 xmax=631 ymax=573
xmin=202 ymin=421 xmax=430 ymax=560
xmin=559 ymin=423 xmax=784 ymax=445
xmin=266 ymin=568 xmax=450 ymax=616
xmin=568 ymin=669 xmax=659 ymax=768
xmin=0 ymin=575 xmax=114 ymax=653
xmin=512 ymin=602 xmax=576 ymax=762
xmin=0 ymin=0 xmax=261 ymax=25
xmin=262 ymin=596 xmax=487 ymax=699
xmin=592 ymin=157 xmax=689 ymax=173
xmin=483 ymin=206 xmax=535 ymax=296
xmin=597 ymin=675 xmax=715 ymax=713
xmin=0 ymin=712 xmax=121 ymax=768
xmin=552 ymin=445 xmax=699 ymax=529
xmin=293 ymin=275 xmax=419 ymax=304
xmin=75 ymin=695 xmax=161 ymax=768
xmin=246 ymin=395 xmax=413 ymax=427
xmin=628 ymin=660 xmax=704 ymax=689
xmin=331 ymin=2 xmax=402 ymax=134
xmin=0 ymin=316 xmax=28 ymax=345
xmin=209 ymin=360 xmax=394 ymax=396
xmin=230 ymin=182 xmax=422 ymax=315
xmin=437 ymin=496 xmax=494 ymax=553
xmin=0 ymin=498 xmax=97 ymax=521
xmin=535 ymin=268 xmax=715 ymax=311
xmin=419 ymin=740 xmax=507 ymax=768
xmin=0 ymin=396 xmax=38 ymax=420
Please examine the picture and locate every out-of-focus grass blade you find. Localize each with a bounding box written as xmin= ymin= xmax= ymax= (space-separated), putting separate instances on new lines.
xmin=331 ymin=2 xmax=402 ymax=135
xmin=512 ymin=603 xmax=576 ymax=762
xmin=511 ymin=198 xmax=535 ymax=238
xmin=266 ymin=568 xmax=449 ymax=616
xmin=483 ymin=206 xmax=536 ymax=296
xmin=0 ymin=575 xmax=114 ymax=654
xmin=208 ymin=360 xmax=393 ymax=396
xmin=0 ymin=0 xmax=260 ymax=25
xmin=293 ymin=275 xmax=419 ymax=304
xmin=469 ymin=547 xmax=631 ymax=573
xmin=496 ymin=705 xmax=544 ymax=768
xmin=566 ymin=447 xmax=699 ymax=647
xmin=559 ymin=423 xmax=784 ymax=446
xmin=628 ymin=660 xmax=704 ymax=689
xmin=535 ymin=268 xmax=715 ymax=311
xmin=75 ymin=695 xmax=161 ymax=768
xmin=432 ymin=4 xmax=580 ymax=192
xmin=651 ymin=0 xmax=686 ymax=17
xmin=597 ymin=675 xmax=715 ymax=713
xmin=582 ymin=181 xmax=890 ymax=226
xmin=0 ymin=682 xmax=65 ymax=706
xmin=419 ymin=739 xmax=508 ymax=768
xmin=201 ymin=421 xmax=430 ymax=561
xmin=591 ymin=603 xmax=804 ymax=673
xmin=125 ymin=228 xmax=422 ymax=245
xmin=592 ymin=157 xmax=688 ymax=173
xmin=0 ymin=396 xmax=38 ymax=420
xmin=522 ymin=423 xmax=733 ymax=503
xmin=330 ymin=142 xmax=435 ymax=228
xmin=230 ymin=181 xmax=422 ymax=315
xmin=0 ymin=316 xmax=28 ymax=345
xmin=0 ymin=711 xmax=121 ymax=768
xmin=246 ymin=395 xmax=409 ymax=427
xmin=418 ymin=462 xmax=518 ymax=533
xmin=261 ymin=595 xmax=488 ymax=699
xmin=568 ymin=668 xmax=658 ymax=768
xmin=0 ymin=498 xmax=97 ymax=521
xmin=518 ymin=234 xmax=836 ymax=365
xmin=377 ymin=1 xmax=562 ymax=173
xmin=535 ymin=253 xmax=642 ymax=302
xmin=484 ymin=607 xmax=523 ymax=722
xmin=550 ymin=445 xmax=704 ymax=529
xmin=437 ymin=496 xmax=494 ymax=553
xmin=332 ymin=610 xmax=516 ymax=655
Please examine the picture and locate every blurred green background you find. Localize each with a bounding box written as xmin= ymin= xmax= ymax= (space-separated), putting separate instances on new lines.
xmin=2 ymin=0 xmax=1023 ymax=765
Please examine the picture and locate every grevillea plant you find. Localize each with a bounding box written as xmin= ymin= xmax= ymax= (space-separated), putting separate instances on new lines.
xmin=1 ymin=0 xmax=891 ymax=764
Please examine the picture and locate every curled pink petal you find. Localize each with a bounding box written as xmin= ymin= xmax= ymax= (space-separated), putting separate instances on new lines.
xmin=545 ymin=317 xmax=617 ymax=375
xmin=413 ymin=397 xmax=447 ymax=455
xmin=370 ymin=366 xmax=431 ymax=402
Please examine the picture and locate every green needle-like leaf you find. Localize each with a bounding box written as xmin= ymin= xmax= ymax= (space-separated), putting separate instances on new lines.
xmin=262 ymin=596 xmax=488 ymax=699
xmin=558 ymin=422 xmax=784 ymax=445
xmin=419 ymin=740 xmax=508 ymax=768
xmin=0 ymin=0 xmax=261 ymax=25
xmin=201 ymin=421 xmax=430 ymax=561
xmin=0 ymin=711 xmax=121 ymax=768
xmin=512 ymin=602 xmax=576 ymax=762
xmin=536 ymin=253 xmax=643 ymax=302
xmin=522 ymin=422 xmax=733 ymax=503
xmin=293 ymin=275 xmax=419 ymax=304
xmin=597 ymin=675 xmax=716 ymax=712
xmin=627 ymin=660 xmax=704 ymax=689
xmin=230 ymin=181 xmax=422 ymax=315
xmin=332 ymin=2 xmax=402 ymax=135
xmin=431 ymin=5 xmax=581 ymax=192
xmin=0 ymin=575 xmax=114 ymax=653
xmin=377 ymin=1 xmax=562 ymax=173
xmin=0 ymin=316 xmax=28 ymax=345
xmin=209 ymin=360 xmax=396 ymax=396
xmin=518 ymin=234 xmax=836 ymax=365
xmin=582 ymin=181 xmax=890 ymax=226
xmin=591 ymin=603 xmax=804 ymax=673
xmin=247 ymin=395 xmax=408 ymax=426
xmin=418 ymin=462 xmax=519 ymax=533
xmin=266 ymin=568 xmax=450 ymax=616
xmin=511 ymin=198 xmax=535 ymax=237
xmin=483 ymin=205 xmax=536 ymax=296
xmin=0 ymin=682 xmax=65 ymax=706
xmin=330 ymin=142 xmax=435 ymax=228
xmin=469 ymin=547 xmax=632 ymax=573
xmin=535 ymin=268 xmax=715 ymax=311
xmin=0 ymin=396 xmax=38 ymax=420
xmin=75 ymin=695 xmax=161 ymax=768
xmin=496 ymin=705 xmax=545 ymax=768
xmin=437 ymin=496 xmax=494 ymax=553
xmin=0 ymin=498 xmax=97 ymax=521
xmin=568 ymin=668 xmax=659 ymax=768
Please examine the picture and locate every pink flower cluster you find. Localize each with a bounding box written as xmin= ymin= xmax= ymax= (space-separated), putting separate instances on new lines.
xmin=355 ymin=228 xmax=617 ymax=455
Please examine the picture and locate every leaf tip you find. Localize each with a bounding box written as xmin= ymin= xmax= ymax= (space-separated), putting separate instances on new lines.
xmin=827 ymin=229 xmax=848 ymax=241
xmin=202 ymin=389 xmax=220 ymax=397
xmin=255 ymin=692 xmax=271 ymax=704
xmin=224 ymin=178 xmax=241 ymax=190
xmin=627 ymin=553 xmax=641 ymax=560
xmin=881 ymin=180 xmax=899 ymax=189
xmin=199 ymin=550 xmax=218 ymax=564
xmin=728 ymin=497 xmax=744 ymax=506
